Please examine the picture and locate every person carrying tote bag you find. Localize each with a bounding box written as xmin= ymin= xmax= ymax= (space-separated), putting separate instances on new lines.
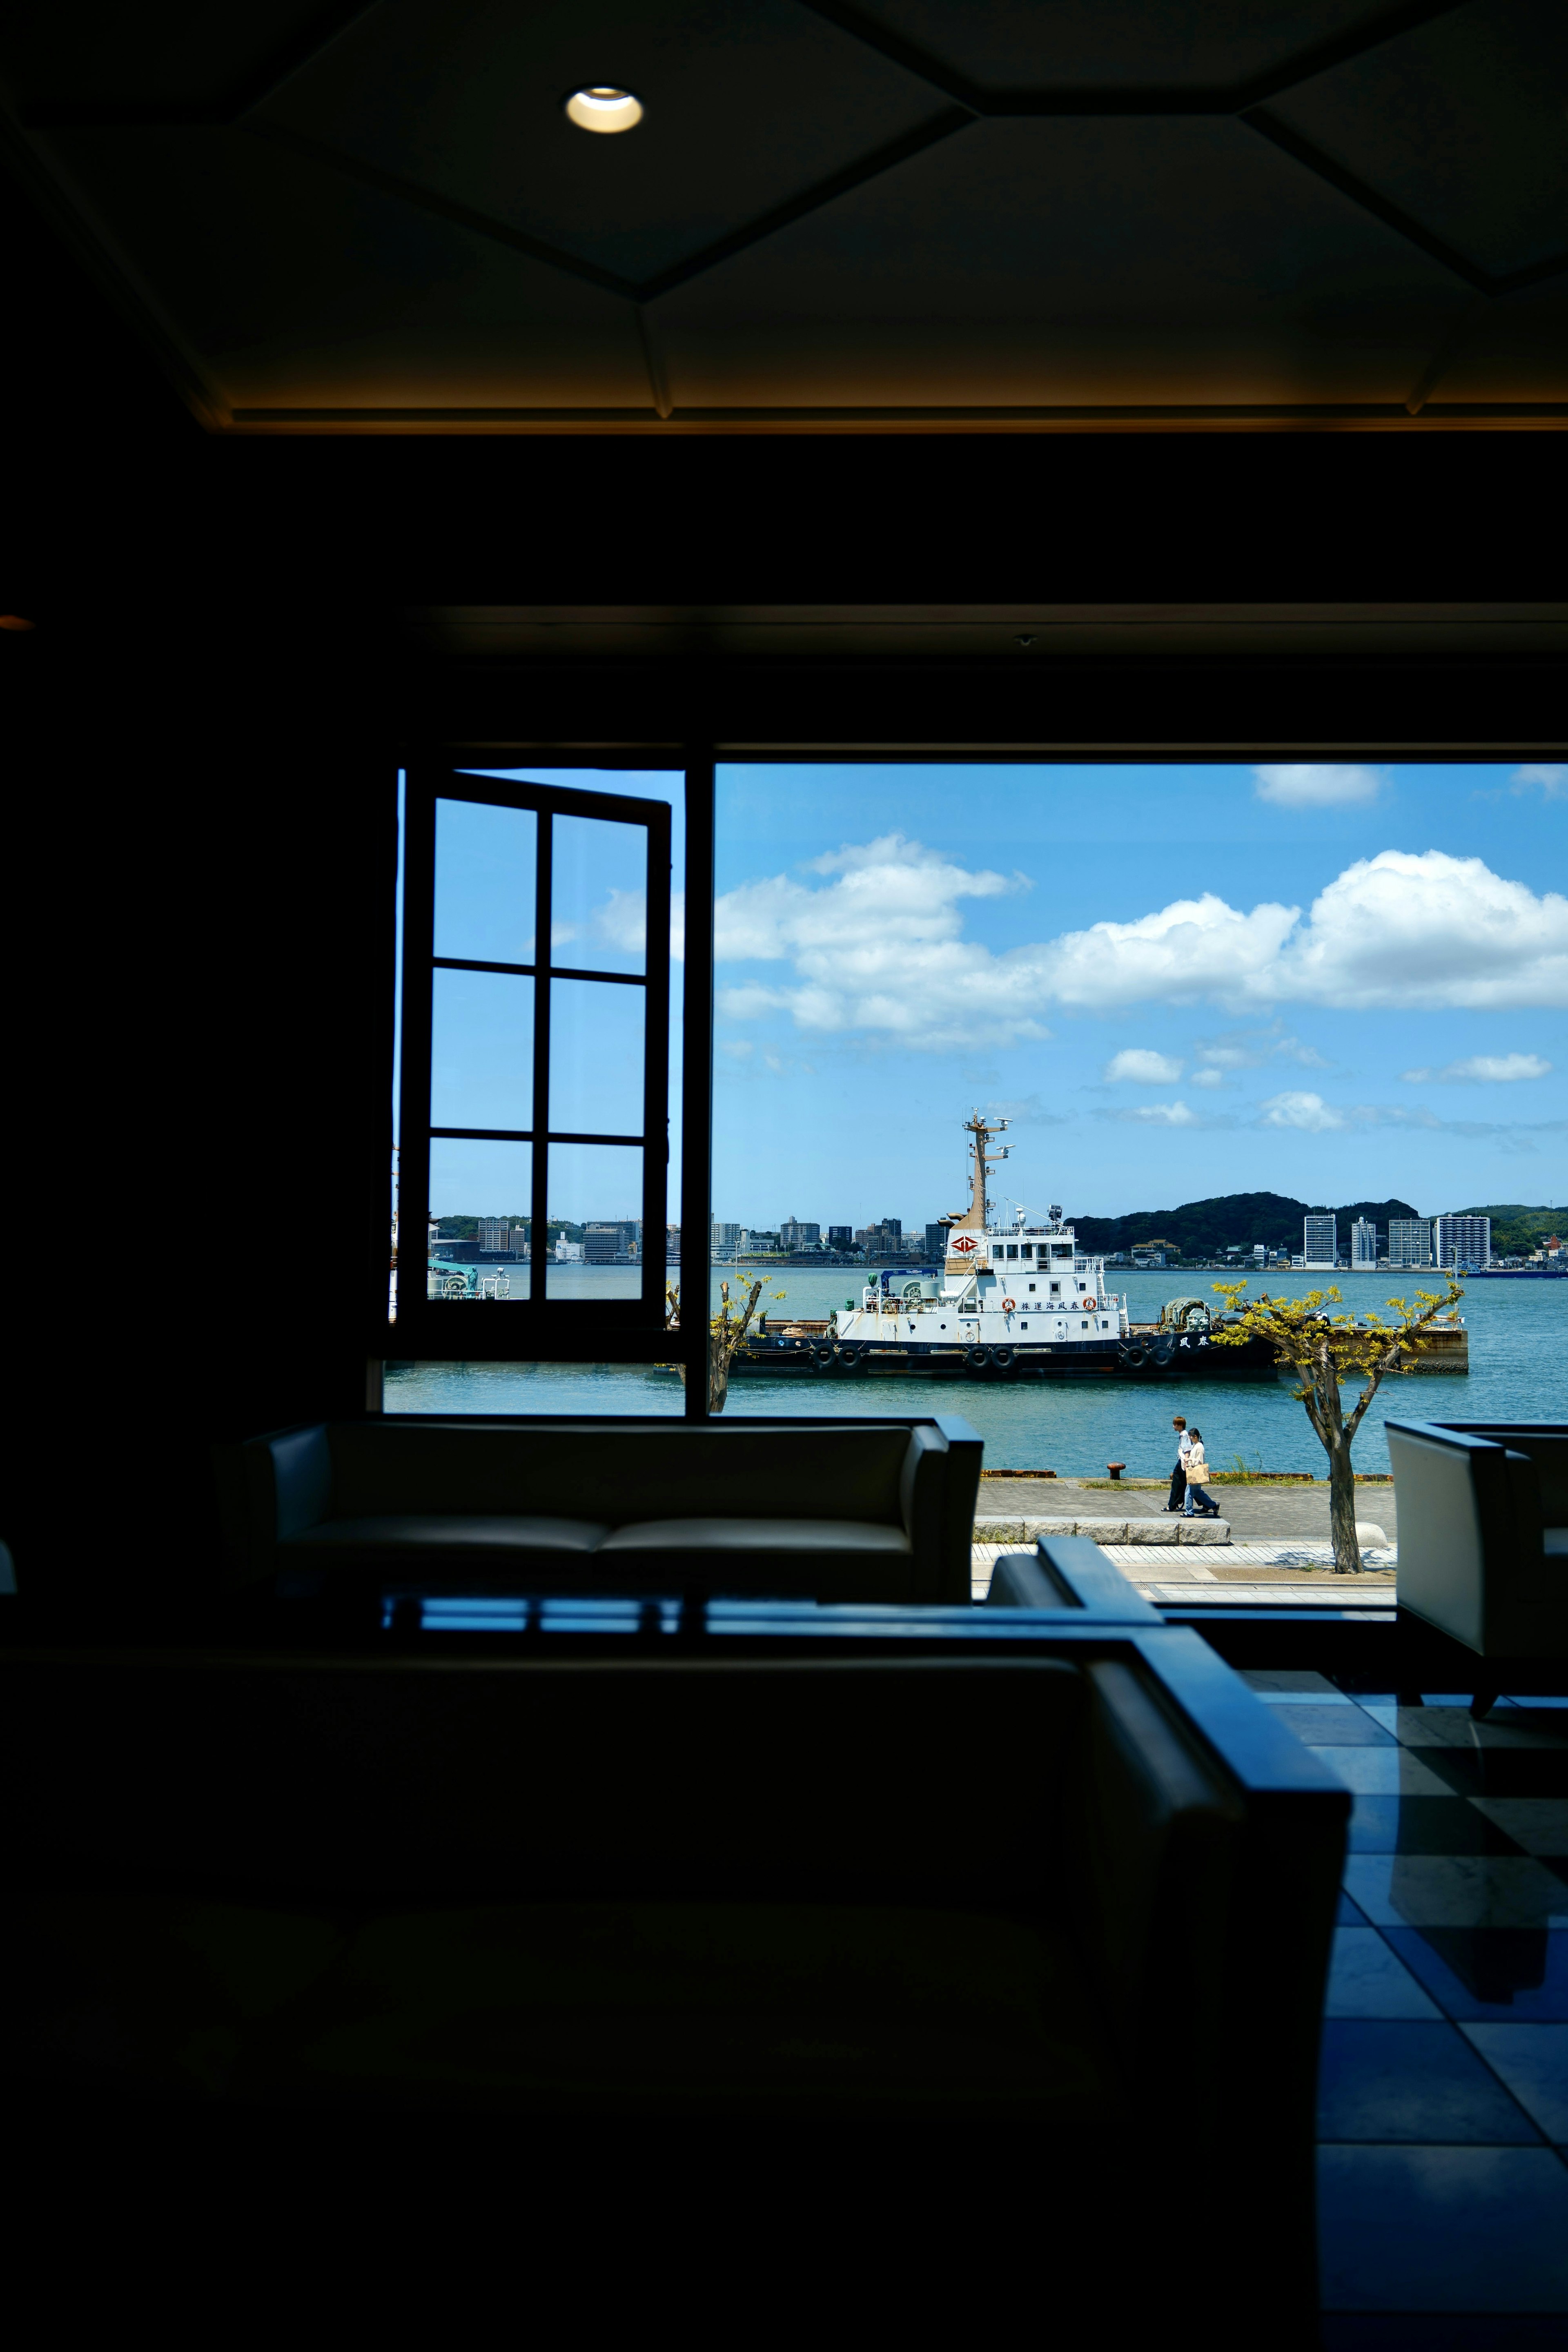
xmin=1182 ymin=1429 xmax=1219 ymax=1518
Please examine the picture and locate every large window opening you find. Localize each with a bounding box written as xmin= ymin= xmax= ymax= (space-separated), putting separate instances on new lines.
xmin=384 ymin=756 xmax=1564 ymax=1468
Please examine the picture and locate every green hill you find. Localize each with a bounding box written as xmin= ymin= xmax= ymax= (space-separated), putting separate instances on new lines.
xmin=1447 ymin=1204 xmax=1561 ymax=1256
xmin=1069 ymin=1190 xmax=1421 ymax=1262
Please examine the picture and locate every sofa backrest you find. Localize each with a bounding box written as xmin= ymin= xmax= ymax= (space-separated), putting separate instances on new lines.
xmin=1386 ymin=1423 xmax=1490 ymax=1647
xmin=323 ymin=1420 xmax=918 ymax=1529
xmin=1 ymin=1649 xmax=1085 ymax=1904
xmin=1439 ymin=1426 xmax=1568 ymax=1530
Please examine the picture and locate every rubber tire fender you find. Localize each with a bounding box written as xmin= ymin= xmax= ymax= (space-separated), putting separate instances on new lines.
xmin=814 ymin=1343 xmax=836 ymax=1368
xmin=991 ymin=1345 xmax=1014 ymax=1370
xmin=1119 ymin=1342 xmax=1149 ymax=1370
xmin=966 ymin=1346 xmax=989 ymax=1370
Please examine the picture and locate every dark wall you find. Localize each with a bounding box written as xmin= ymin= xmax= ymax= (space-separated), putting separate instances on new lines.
xmin=3 ymin=165 xmax=1564 ymax=1610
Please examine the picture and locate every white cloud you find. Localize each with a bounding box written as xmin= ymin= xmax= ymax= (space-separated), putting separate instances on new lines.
xmin=1194 ymin=1021 xmax=1330 ymax=1073
xmin=1253 ymin=763 xmax=1382 ymax=807
xmin=714 ymin=833 xmax=1045 ymax=1048
xmin=1513 ymin=764 xmax=1566 ymax=798
xmin=1104 ymin=1048 xmax=1183 ymax=1083
xmin=1401 ymin=1053 xmax=1552 ymax=1084
xmin=714 ymin=838 xmax=1568 ymax=1049
xmin=1275 ymin=852 xmax=1568 ymax=1009
xmin=1259 ymin=1091 xmax=1345 ymax=1132
xmin=1190 ymin=1067 xmax=1226 ymax=1089
xmin=587 ymin=888 xmax=686 ymax=962
xmin=1123 ymin=1100 xmax=1202 ymax=1127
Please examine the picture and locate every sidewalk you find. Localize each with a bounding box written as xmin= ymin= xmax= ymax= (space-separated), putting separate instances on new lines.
xmin=978 ymin=1475 xmax=1398 ymax=1545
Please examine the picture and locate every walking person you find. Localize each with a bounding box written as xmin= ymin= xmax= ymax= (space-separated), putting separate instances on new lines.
xmin=1165 ymin=1416 xmax=1192 ymax=1512
xmin=1183 ymin=1427 xmax=1219 ymax=1518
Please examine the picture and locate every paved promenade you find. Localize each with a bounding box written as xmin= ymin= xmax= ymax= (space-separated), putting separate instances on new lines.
xmin=972 ymin=1476 xmax=1399 ymax=1605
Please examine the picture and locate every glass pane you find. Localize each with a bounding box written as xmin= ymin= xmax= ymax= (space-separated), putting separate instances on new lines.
xmin=431 ymin=969 xmax=533 ymax=1132
xmin=545 ymin=1143 xmax=646 ymax=1300
xmin=426 ymin=1140 xmax=532 ymax=1302
xmin=435 ymin=800 xmax=537 ymax=964
xmin=384 ymin=1362 xmax=682 ymax=1415
xmin=552 ymin=813 xmax=648 ymax=975
xmin=550 ymin=977 xmax=645 ymax=1138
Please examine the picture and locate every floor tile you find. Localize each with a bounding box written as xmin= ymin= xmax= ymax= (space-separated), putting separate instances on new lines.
xmin=1318 ymin=2145 xmax=1568 ymax=2310
xmin=1346 ymin=1796 xmax=1524 ymax=1857
xmin=1385 ymin=1929 xmax=1568 ymax=2021
xmin=1338 ymin=1891 xmax=1370 ymax=1925
xmin=1470 ymin=1799 xmax=1568 ymax=1857
xmin=1344 ymin=1854 xmax=1568 ymax=1931
xmin=1325 ymin=1929 xmax=1443 ymax=2019
xmin=1309 ymin=1747 xmax=1455 ymax=1797
xmin=1322 ymin=2311 xmax=1568 ymax=2345
xmin=1386 ymin=1708 xmax=1568 ymax=1752
xmin=1316 ymin=2020 xmax=1541 ymax=2143
xmin=1405 ymin=1748 xmax=1568 ymax=1800
xmin=1276 ymin=1704 xmax=1394 ymax=1745
xmin=1461 ymin=2024 xmax=1568 ymax=2141
xmin=1241 ymin=1667 xmax=1341 ymax=1694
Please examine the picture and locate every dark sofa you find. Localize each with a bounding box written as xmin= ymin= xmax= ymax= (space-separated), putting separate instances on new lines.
xmin=0 ymin=1598 xmax=1343 ymax=2324
xmin=217 ymin=1414 xmax=984 ymax=1603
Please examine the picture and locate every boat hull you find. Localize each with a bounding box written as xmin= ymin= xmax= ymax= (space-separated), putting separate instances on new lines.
xmin=732 ymin=1331 xmax=1284 ymax=1380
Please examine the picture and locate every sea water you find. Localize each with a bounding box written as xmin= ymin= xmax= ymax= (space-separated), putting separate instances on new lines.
xmin=385 ymin=1267 xmax=1568 ymax=1477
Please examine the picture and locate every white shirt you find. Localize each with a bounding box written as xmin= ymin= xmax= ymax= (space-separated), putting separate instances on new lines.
xmin=1176 ymin=1430 xmax=1192 ymax=1460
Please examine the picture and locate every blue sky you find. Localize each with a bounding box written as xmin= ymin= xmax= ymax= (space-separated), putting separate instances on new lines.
xmin=417 ymin=761 xmax=1565 ymax=1230
xmin=710 ymin=762 xmax=1566 ymax=1229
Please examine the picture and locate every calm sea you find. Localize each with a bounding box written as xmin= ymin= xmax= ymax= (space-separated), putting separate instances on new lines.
xmin=386 ymin=1266 xmax=1568 ymax=1477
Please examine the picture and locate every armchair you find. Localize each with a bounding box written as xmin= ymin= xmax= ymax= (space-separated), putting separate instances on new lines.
xmin=1385 ymin=1419 xmax=1568 ymax=1712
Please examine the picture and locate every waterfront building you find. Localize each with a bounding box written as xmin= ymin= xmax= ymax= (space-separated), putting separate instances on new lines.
xmin=584 ymin=1220 xmax=639 ymax=1263
xmin=779 ymin=1216 xmax=820 ymax=1249
xmin=711 ymin=1221 xmax=741 ymax=1252
xmin=926 ymin=1221 xmax=951 ymax=1263
xmin=1434 ymin=1212 xmax=1491 ymax=1269
xmin=1303 ymin=1213 xmax=1337 ymax=1269
xmin=1351 ymin=1218 xmax=1377 ymax=1270
xmin=1389 ymin=1218 xmax=1434 ymax=1269
xmin=553 ymin=1238 xmax=584 ymax=1262
xmin=826 ymin=1225 xmax=853 ymax=1249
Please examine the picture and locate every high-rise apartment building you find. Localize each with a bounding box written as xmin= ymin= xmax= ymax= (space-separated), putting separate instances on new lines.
xmin=1388 ymin=1219 xmax=1433 ymax=1268
xmin=1351 ymin=1218 xmax=1377 ymax=1270
xmin=1303 ymin=1214 xmax=1338 ymax=1268
xmin=779 ymin=1216 xmax=820 ymax=1250
xmin=477 ymin=1216 xmax=512 ymax=1251
xmin=927 ymin=1222 xmax=951 ymax=1263
xmin=711 ymin=1221 xmax=741 ymax=1252
xmin=827 ymin=1226 xmax=853 ymax=1250
xmin=1434 ymin=1213 xmax=1491 ymax=1269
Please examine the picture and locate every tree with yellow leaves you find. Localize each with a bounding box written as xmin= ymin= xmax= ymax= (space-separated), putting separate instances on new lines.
xmin=1208 ymin=1278 xmax=1465 ymax=1573
xmin=664 ymin=1271 xmax=788 ymax=1413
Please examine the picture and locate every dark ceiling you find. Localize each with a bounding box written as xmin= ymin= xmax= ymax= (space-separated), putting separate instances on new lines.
xmin=4 ymin=0 xmax=1566 ymax=432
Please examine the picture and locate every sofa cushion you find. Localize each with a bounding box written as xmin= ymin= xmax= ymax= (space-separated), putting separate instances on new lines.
xmin=599 ymin=1518 xmax=912 ymax=1557
xmin=597 ymin=1517 xmax=915 ymax=1598
xmin=287 ymin=1515 xmax=609 ymax=1558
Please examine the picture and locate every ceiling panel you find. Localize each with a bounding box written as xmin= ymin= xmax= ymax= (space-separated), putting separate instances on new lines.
xmin=1439 ymin=282 xmax=1568 ymax=402
xmin=1266 ymin=0 xmax=1568 ymax=280
xmin=835 ymin=0 xmax=1408 ymax=92
xmin=1 ymin=0 xmax=346 ymax=111
xmin=38 ymin=127 xmax=651 ymax=413
xmin=260 ymin=0 xmax=945 ymax=284
xmin=3 ymin=0 xmax=1564 ymax=425
xmin=652 ymin=118 xmax=1470 ymax=407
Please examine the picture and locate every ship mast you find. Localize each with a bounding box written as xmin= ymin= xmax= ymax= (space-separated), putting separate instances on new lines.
xmin=949 ymin=1109 xmax=1010 ymax=1242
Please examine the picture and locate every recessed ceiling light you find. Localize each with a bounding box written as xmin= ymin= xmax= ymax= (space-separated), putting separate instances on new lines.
xmin=565 ymin=87 xmax=643 ymax=134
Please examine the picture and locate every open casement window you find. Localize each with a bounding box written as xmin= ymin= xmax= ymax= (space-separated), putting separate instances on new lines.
xmin=397 ymin=770 xmax=675 ymax=1358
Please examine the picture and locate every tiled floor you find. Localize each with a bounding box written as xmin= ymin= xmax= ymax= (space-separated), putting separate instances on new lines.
xmin=1241 ymin=1671 xmax=1568 ymax=2333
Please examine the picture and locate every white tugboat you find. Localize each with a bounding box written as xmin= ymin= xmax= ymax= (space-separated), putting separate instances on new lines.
xmin=829 ymin=1111 xmax=1128 ymax=1370
xmin=732 ymin=1111 xmax=1285 ymax=1381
